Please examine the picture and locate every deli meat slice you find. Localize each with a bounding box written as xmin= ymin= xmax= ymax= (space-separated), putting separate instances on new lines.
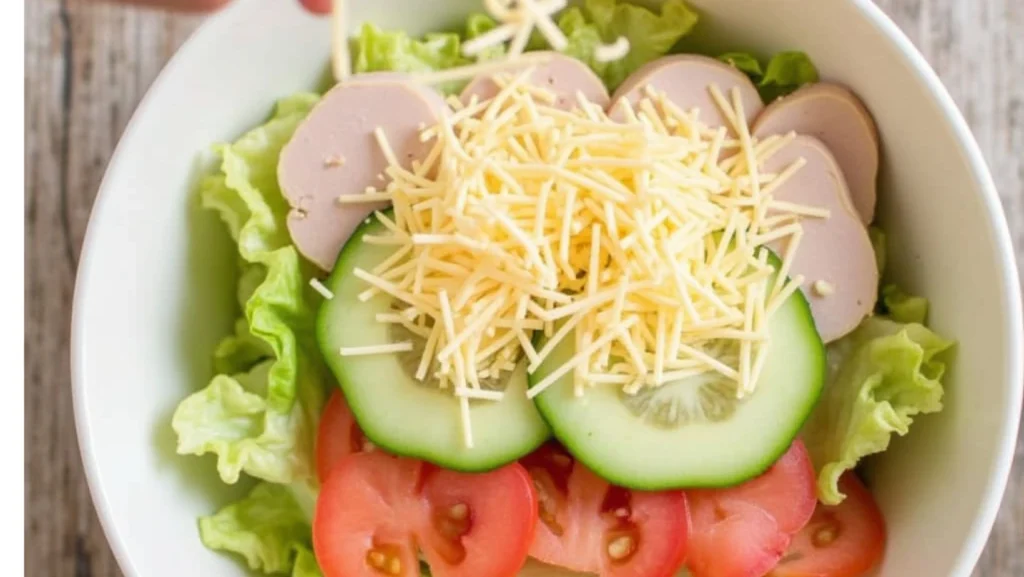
xmin=763 ymin=136 xmax=878 ymax=342
xmin=279 ymin=73 xmax=448 ymax=271
xmin=754 ymin=83 xmax=880 ymax=224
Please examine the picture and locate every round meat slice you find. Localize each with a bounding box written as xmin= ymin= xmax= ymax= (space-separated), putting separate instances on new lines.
xmin=764 ymin=135 xmax=877 ymax=343
xmin=608 ymin=55 xmax=763 ymax=131
xmin=278 ymin=73 xmax=448 ymax=271
xmin=754 ymin=83 xmax=879 ymax=224
xmin=460 ymin=51 xmax=609 ymax=111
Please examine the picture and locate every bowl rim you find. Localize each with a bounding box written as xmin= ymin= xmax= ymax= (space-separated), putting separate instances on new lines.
xmin=70 ymin=1 xmax=1023 ymax=576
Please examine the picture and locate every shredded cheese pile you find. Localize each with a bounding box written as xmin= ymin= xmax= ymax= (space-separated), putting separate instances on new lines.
xmin=339 ymin=71 xmax=827 ymax=447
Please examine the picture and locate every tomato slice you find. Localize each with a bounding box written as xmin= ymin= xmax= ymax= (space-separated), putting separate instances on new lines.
xmin=686 ymin=441 xmax=817 ymax=577
xmin=687 ymin=500 xmax=789 ymax=577
xmin=314 ymin=452 xmax=537 ymax=577
xmin=314 ymin=453 xmax=424 ymax=577
xmin=769 ymin=473 xmax=886 ymax=577
xmin=523 ymin=444 xmax=690 ymax=577
xmin=709 ymin=441 xmax=817 ymax=534
xmin=316 ymin=390 xmax=370 ymax=483
xmin=418 ymin=464 xmax=538 ymax=577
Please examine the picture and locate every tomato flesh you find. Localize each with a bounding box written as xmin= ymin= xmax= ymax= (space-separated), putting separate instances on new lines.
xmin=523 ymin=444 xmax=690 ymax=577
xmin=711 ymin=441 xmax=817 ymax=534
xmin=314 ymin=453 xmax=423 ymax=577
xmin=687 ymin=499 xmax=789 ymax=577
xmin=314 ymin=452 xmax=537 ymax=577
xmin=419 ymin=464 xmax=538 ymax=577
xmin=316 ymin=390 xmax=369 ymax=483
xmin=769 ymin=473 xmax=886 ymax=577
xmin=686 ymin=441 xmax=817 ymax=577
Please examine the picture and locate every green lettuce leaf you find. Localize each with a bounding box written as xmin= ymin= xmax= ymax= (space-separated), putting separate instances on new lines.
xmin=881 ymin=284 xmax=929 ymax=324
xmin=580 ymin=0 xmax=699 ymax=89
xmin=292 ymin=548 xmax=326 ymax=577
xmin=541 ymin=0 xmax=698 ymax=90
xmin=353 ymin=22 xmax=481 ymax=94
xmin=465 ymin=13 xmax=506 ymax=61
xmin=759 ymin=51 xmax=818 ymax=101
xmin=718 ymin=52 xmax=762 ymax=78
xmin=868 ymin=228 xmax=929 ymax=323
xmin=717 ymin=51 xmax=819 ymax=102
xmin=174 ymin=361 xmax=319 ymax=484
xmin=200 ymin=483 xmax=323 ymax=576
xmin=803 ymin=316 xmax=953 ymax=504
xmin=351 ymin=1 xmax=698 ymax=92
xmin=351 ymin=16 xmax=522 ymax=93
xmin=354 ymin=23 xmax=468 ymax=75
xmin=172 ymin=95 xmax=328 ymax=486
xmin=214 ymin=317 xmax=274 ymax=375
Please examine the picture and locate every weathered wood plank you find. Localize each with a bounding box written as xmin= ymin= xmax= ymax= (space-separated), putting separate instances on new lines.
xmin=23 ymin=0 xmax=1023 ymax=575
xmin=24 ymin=2 xmax=199 ymax=575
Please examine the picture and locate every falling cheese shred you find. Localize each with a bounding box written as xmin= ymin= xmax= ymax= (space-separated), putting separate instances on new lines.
xmin=338 ymin=69 xmax=825 ymax=448
xmin=406 ymin=0 xmax=630 ymax=87
xmin=330 ymin=0 xmax=350 ymax=82
xmin=310 ymin=278 xmax=335 ymax=300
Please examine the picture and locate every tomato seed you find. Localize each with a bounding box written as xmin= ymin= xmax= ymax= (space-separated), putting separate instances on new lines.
xmin=449 ymin=503 xmax=469 ymax=520
xmin=812 ymin=521 xmax=840 ymax=548
xmin=607 ymin=535 xmax=636 ymax=561
xmin=387 ymin=558 xmax=402 ymax=575
xmin=614 ymin=507 xmax=629 ymax=518
xmin=367 ymin=551 xmax=387 ymax=569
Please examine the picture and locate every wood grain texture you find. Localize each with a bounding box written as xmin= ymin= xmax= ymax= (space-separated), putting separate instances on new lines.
xmin=23 ymin=0 xmax=1023 ymax=575
xmin=25 ymin=2 xmax=200 ymax=575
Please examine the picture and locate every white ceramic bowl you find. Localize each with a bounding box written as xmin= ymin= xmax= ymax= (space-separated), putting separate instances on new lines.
xmin=71 ymin=0 xmax=1023 ymax=575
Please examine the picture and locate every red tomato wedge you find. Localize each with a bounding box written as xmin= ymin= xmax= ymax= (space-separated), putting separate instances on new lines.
xmin=316 ymin=390 xmax=369 ymax=483
xmin=314 ymin=452 xmax=538 ymax=577
xmin=523 ymin=444 xmax=690 ymax=577
xmin=709 ymin=441 xmax=817 ymax=534
xmin=687 ymin=441 xmax=817 ymax=577
xmin=687 ymin=500 xmax=789 ymax=577
xmin=769 ymin=473 xmax=886 ymax=577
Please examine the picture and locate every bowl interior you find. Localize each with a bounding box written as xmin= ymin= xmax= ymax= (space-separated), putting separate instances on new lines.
xmin=72 ymin=0 xmax=1022 ymax=576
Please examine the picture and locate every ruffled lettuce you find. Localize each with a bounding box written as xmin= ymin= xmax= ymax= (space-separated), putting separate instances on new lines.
xmin=718 ymin=51 xmax=818 ymax=102
xmin=199 ymin=483 xmax=323 ymax=577
xmin=803 ymin=316 xmax=952 ymax=505
xmin=465 ymin=13 xmax=507 ymax=61
xmin=758 ymin=52 xmax=819 ymax=101
xmin=354 ymin=23 xmax=468 ymax=78
xmin=174 ymin=94 xmax=327 ymax=486
xmin=717 ymin=52 xmax=762 ymax=78
xmin=801 ymin=222 xmax=954 ymax=504
xmin=353 ymin=16 xmax=511 ymax=94
xmin=352 ymin=0 xmax=699 ymax=93
xmin=214 ymin=317 xmax=274 ymax=375
xmin=881 ymin=284 xmax=929 ymax=324
xmin=173 ymin=95 xmax=329 ymax=574
xmin=552 ymin=0 xmax=699 ymax=89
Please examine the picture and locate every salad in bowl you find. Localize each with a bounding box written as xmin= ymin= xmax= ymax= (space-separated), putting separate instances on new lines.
xmin=162 ymin=1 xmax=960 ymax=576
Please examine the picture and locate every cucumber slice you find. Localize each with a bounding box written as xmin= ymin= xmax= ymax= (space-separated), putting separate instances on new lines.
xmin=317 ymin=215 xmax=550 ymax=472
xmin=529 ymin=257 xmax=825 ymax=490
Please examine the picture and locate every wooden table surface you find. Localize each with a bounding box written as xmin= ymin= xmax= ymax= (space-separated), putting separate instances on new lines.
xmin=24 ymin=0 xmax=1024 ymax=575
